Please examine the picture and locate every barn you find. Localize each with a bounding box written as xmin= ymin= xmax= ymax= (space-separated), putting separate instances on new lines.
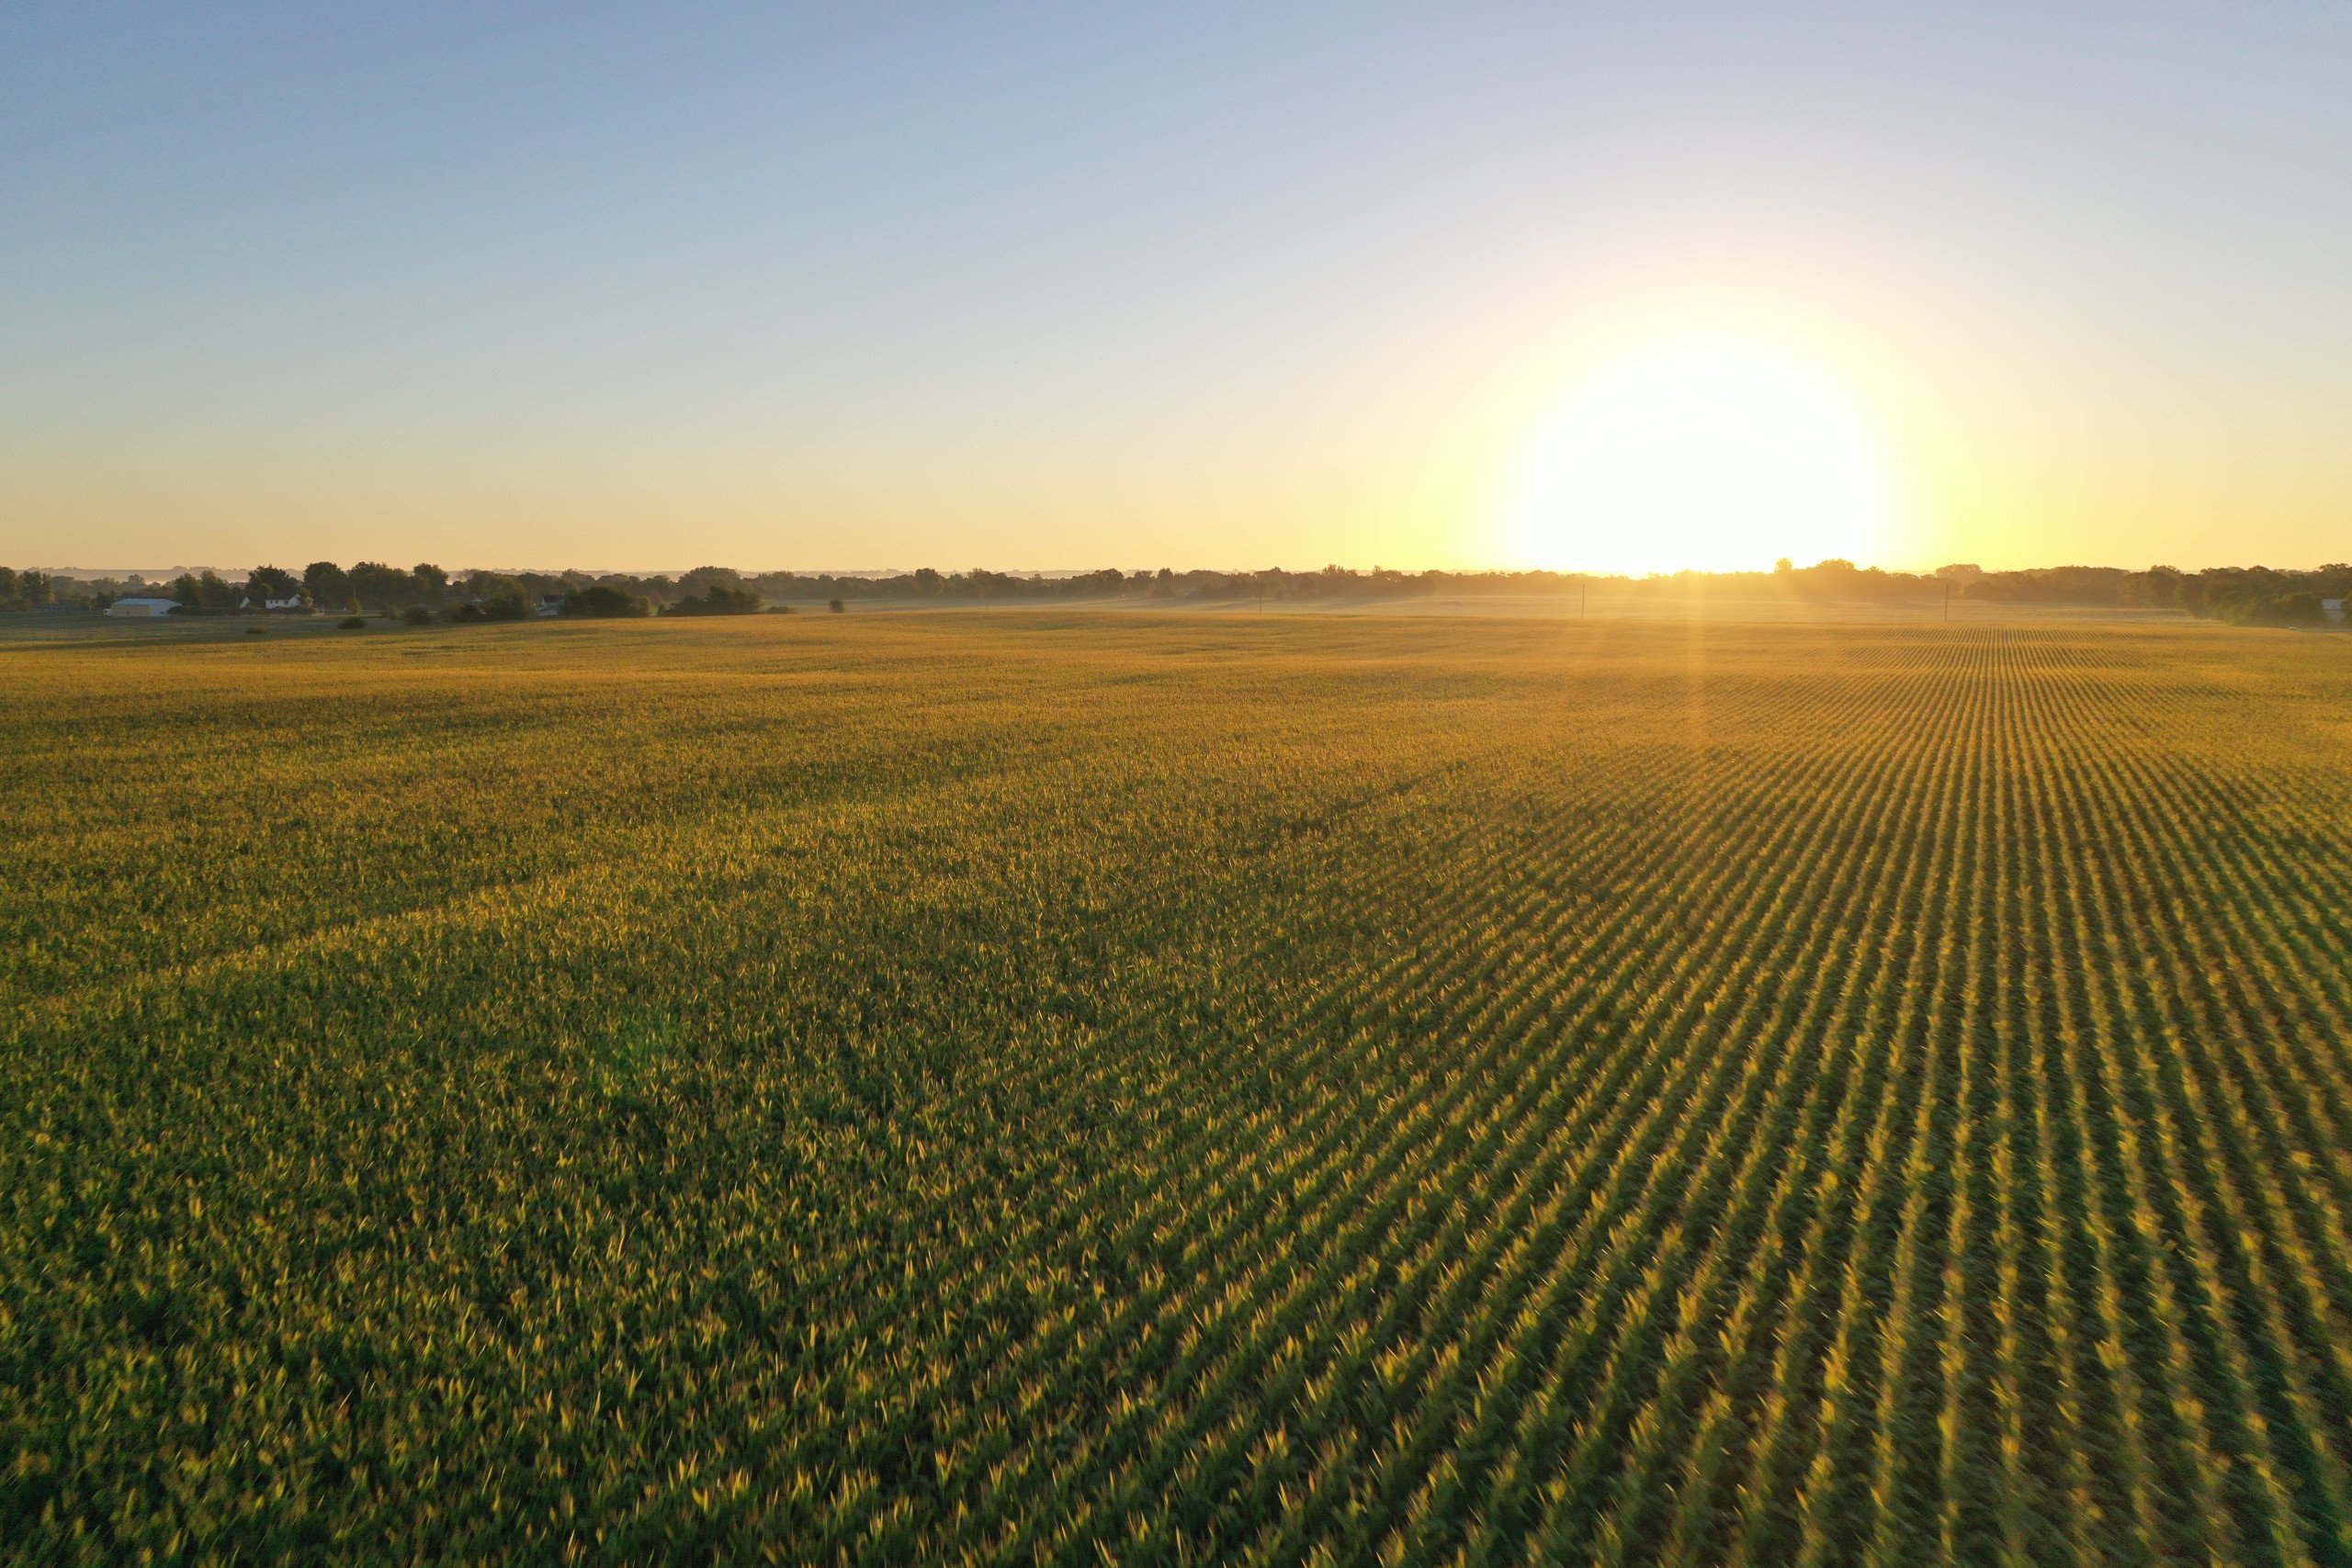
xmin=105 ymin=597 xmax=181 ymax=618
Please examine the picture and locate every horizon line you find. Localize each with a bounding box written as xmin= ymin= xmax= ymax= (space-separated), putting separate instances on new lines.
xmin=23 ymin=558 xmax=2348 ymax=581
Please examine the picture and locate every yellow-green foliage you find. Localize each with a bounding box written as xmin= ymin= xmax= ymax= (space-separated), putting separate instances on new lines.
xmin=5 ymin=612 xmax=2352 ymax=1562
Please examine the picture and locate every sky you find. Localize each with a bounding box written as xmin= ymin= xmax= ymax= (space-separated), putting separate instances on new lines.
xmin=4 ymin=3 xmax=2347 ymax=574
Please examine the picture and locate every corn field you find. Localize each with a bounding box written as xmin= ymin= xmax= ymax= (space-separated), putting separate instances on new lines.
xmin=5 ymin=612 xmax=2352 ymax=1564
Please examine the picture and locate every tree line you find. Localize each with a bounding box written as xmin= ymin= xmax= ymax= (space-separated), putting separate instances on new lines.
xmin=1943 ymin=562 xmax=2349 ymax=626
xmin=8 ymin=563 xmax=782 ymax=621
xmin=6 ymin=558 xmax=2347 ymax=628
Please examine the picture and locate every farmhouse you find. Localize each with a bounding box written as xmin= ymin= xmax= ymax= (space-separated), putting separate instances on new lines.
xmin=105 ymin=597 xmax=180 ymax=617
xmin=2324 ymin=598 xmax=2346 ymax=626
xmin=240 ymin=592 xmax=307 ymax=612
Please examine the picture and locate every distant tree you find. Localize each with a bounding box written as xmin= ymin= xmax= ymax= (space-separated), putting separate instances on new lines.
xmin=347 ymin=561 xmax=415 ymax=612
xmin=457 ymin=570 xmax=527 ymax=609
xmin=1934 ymin=563 xmax=1983 ymax=583
xmin=560 ymin=584 xmax=646 ymax=618
xmin=401 ymin=605 xmax=434 ymax=626
xmin=303 ymin=561 xmax=353 ymax=611
xmin=2120 ymin=565 xmax=2187 ymax=609
xmin=482 ymin=591 xmax=529 ymax=621
xmin=1967 ymin=566 xmax=2133 ymax=606
xmin=676 ymin=565 xmax=743 ymax=600
xmin=2237 ymin=592 xmax=2328 ymax=628
xmin=452 ymin=602 xmax=488 ymax=622
xmin=828 ymin=598 xmax=846 ymax=614
xmin=172 ymin=570 xmax=239 ymax=611
xmin=338 ymin=616 xmax=368 ymax=630
xmin=1772 ymin=558 xmax=1793 ymax=575
xmin=412 ymin=563 xmax=449 ymax=604
xmin=662 ymin=583 xmax=763 ymax=616
xmin=246 ymin=564 xmax=301 ymax=607
xmin=0 ymin=568 xmax=45 ymax=612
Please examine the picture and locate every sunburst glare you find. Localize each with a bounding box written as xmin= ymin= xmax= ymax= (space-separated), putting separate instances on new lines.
xmin=1502 ymin=342 xmax=1900 ymax=574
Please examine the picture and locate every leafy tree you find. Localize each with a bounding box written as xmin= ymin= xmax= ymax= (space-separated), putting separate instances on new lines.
xmin=458 ymin=570 xmax=526 ymax=604
xmin=2274 ymin=593 xmax=2328 ymax=626
xmin=560 ymin=584 xmax=646 ymax=618
xmin=303 ymin=561 xmax=353 ymax=611
xmin=172 ymin=571 xmax=239 ymax=611
xmin=676 ymin=565 xmax=743 ymax=599
xmin=247 ymin=565 xmax=301 ymax=606
xmin=2221 ymin=592 xmax=2328 ymax=628
xmin=662 ymin=584 xmax=763 ymax=616
xmin=482 ymin=591 xmax=530 ymax=621
xmin=0 ymin=569 xmax=48 ymax=611
xmin=347 ymin=561 xmax=415 ymax=612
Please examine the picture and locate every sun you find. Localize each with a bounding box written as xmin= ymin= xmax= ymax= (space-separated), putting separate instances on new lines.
xmin=1499 ymin=341 xmax=1897 ymax=575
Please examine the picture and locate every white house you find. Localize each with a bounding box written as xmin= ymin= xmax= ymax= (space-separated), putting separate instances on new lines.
xmin=2324 ymin=598 xmax=2346 ymax=627
xmin=106 ymin=597 xmax=181 ymax=618
xmin=240 ymin=592 xmax=306 ymax=612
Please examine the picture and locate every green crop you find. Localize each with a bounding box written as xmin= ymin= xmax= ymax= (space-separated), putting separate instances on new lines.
xmin=4 ymin=612 xmax=2349 ymax=1562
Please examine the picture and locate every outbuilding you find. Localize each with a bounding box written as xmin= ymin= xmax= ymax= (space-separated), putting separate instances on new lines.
xmin=2324 ymin=598 xmax=2346 ymax=627
xmin=105 ymin=597 xmax=181 ymax=618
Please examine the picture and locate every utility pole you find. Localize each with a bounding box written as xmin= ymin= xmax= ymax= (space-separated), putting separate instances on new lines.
xmin=1943 ymin=578 xmax=1951 ymax=623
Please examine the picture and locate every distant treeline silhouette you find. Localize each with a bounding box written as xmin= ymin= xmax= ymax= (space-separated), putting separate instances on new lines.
xmin=6 ymin=558 xmax=2346 ymax=627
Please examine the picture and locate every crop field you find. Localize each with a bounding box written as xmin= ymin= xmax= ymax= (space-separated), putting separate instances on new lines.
xmin=6 ymin=611 xmax=2352 ymax=1564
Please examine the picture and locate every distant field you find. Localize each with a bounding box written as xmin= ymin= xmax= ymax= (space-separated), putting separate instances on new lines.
xmin=6 ymin=612 xmax=2351 ymax=1562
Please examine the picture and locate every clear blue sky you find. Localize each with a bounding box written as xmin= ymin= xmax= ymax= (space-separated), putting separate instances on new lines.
xmin=5 ymin=4 xmax=2347 ymax=571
